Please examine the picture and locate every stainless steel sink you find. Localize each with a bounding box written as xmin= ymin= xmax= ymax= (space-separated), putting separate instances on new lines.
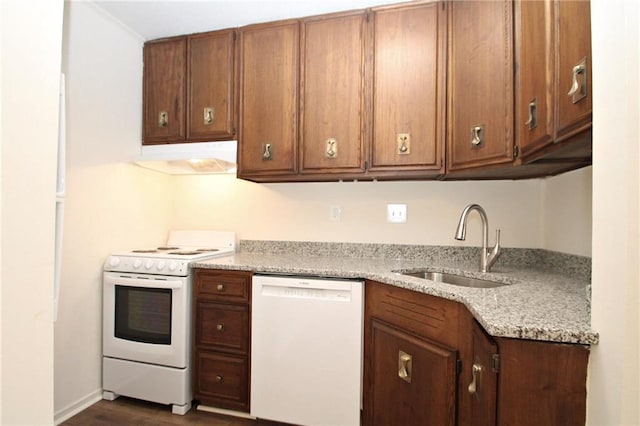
xmin=401 ymin=271 xmax=507 ymax=289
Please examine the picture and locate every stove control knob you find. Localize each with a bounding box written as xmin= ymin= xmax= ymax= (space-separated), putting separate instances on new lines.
xmin=168 ymin=261 xmax=178 ymax=271
xmin=108 ymin=256 xmax=120 ymax=267
xmin=133 ymin=259 xmax=142 ymax=269
xmin=144 ymin=259 xmax=154 ymax=270
xmin=156 ymin=260 xmax=166 ymax=271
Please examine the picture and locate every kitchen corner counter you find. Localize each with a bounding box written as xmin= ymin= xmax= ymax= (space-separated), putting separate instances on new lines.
xmin=192 ymin=241 xmax=598 ymax=345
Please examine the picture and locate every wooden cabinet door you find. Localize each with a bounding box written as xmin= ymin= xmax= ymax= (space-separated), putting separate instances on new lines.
xmin=300 ymin=11 xmax=366 ymax=175
xmin=447 ymin=0 xmax=514 ymax=172
xmin=194 ymin=350 xmax=249 ymax=411
xmin=515 ymin=0 xmax=555 ymax=160
xmin=143 ymin=37 xmax=186 ymax=144
xmin=237 ymin=21 xmax=299 ymax=179
xmin=469 ymin=321 xmax=498 ymax=426
xmin=188 ymin=30 xmax=236 ymax=141
xmin=554 ymin=0 xmax=591 ymax=142
xmin=370 ymin=1 xmax=446 ymax=177
xmin=368 ymin=319 xmax=457 ymax=426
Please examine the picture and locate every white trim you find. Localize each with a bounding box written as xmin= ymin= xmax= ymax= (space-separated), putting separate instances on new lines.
xmin=54 ymin=389 xmax=103 ymax=425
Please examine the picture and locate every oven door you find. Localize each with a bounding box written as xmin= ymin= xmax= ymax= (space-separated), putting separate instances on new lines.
xmin=103 ymin=272 xmax=190 ymax=369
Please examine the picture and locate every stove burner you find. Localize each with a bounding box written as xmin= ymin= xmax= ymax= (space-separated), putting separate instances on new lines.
xmin=132 ymin=249 xmax=158 ymax=253
xmin=157 ymin=246 xmax=179 ymax=250
xmin=197 ymin=248 xmax=220 ymax=252
xmin=168 ymin=251 xmax=203 ymax=255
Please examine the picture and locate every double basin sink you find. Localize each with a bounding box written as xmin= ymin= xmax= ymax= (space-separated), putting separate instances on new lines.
xmin=398 ymin=270 xmax=507 ymax=289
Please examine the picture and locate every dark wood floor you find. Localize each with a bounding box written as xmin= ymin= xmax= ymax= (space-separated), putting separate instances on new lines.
xmin=61 ymin=397 xmax=286 ymax=426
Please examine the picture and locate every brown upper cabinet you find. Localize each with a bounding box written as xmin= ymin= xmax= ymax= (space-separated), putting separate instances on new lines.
xmin=299 ymin=11 xmax=367 ymax=177
xmin=369 ymin=1 xmax=447 ymax=178
xmin=446 ymin=0 xmax=515 ymax=174
xmin=143 ymin=37 xmax=187 ymax=144
xmin=515 ymin=0 xmax=592 ymax=166
xmin=237 ymin=21 xmax=299 ymax=179
xmin=143 ymin=29 xmax=236 ymax=145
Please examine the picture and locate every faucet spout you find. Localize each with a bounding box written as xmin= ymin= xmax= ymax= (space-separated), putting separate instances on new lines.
xmin=454 ymin=204 xmax=501 ymax=273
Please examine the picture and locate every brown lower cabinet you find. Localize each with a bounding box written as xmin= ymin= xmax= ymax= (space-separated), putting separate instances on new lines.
xmin=363 ymin=280 xmax=590 ymax=426
xmin=192 ymin=269 xmax=252 ymax=412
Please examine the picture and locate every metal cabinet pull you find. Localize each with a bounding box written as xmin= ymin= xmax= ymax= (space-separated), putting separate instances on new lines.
xmin=397 ymin=133 xmax=410 ymax=155
xmin=468 ymin=363 xmax=483 ymax=394
xmin=567 ymin=57 xmax=587 ymax=103
xmin=524 ymin=98 xmax=538 ymax=130
xmin=216 ymin=375 xmax=224 ymax=383
xmin=262 ymin=143 xmax=273 ymax=160
xmin=398 ymin=350 xmax=412 ymax=383
xmin=158 ymin=111 xmax=168 ymax=128
xmin=216 ymin=284 xmax=225 ymax=292
xmin=471 ymin=125 xmax=484 ymax=148
xmin=204 ymin=107 xmax=214 ymax=125
xmin=325 ymin=138 xmax=337 ymax=158
xmin=216 ymin=323 xmax=224 ymax=331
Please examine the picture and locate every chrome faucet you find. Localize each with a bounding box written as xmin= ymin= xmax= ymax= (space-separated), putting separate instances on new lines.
xmin=455 ymin=204 xmax=501 ymax=273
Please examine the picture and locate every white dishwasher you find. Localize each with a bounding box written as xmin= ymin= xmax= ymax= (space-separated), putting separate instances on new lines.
xmin=250 ymin=274 xmax=363 ymax=426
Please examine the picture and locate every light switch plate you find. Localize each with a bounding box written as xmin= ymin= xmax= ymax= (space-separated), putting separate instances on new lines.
xmin=330 ymin=205 xmax=342 ymax=221
xmin=387 ymin=204 xmax=407 ymax=223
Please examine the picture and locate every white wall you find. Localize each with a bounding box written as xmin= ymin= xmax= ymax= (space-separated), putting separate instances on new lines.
xmin=170 ymin=175 xmax=548 ymax=249
xmin=588 ymin=0 xmax=640 ymax=424
xmin=543 ymin=167 xmax=592 ymax=257
xmin=0 ymin=1 xmax=64 ymax=424
xmin=53 ymin=2 xmax=172 ymax=422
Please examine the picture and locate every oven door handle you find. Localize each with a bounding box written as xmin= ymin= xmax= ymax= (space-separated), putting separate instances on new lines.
xmin=106 ymin=276 xmax=184 ymax=289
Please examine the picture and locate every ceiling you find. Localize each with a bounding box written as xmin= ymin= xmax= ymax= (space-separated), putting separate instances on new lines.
xmin=92 ymin=0 xmax=408 ymax=41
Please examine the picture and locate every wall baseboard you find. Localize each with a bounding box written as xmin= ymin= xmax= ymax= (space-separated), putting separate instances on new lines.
xmin=54 ymin=389 xmax=103 ymax=425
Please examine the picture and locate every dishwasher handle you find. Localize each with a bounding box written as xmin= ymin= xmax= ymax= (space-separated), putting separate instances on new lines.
xmin=254 ymin=276 xmax=360 ymax=301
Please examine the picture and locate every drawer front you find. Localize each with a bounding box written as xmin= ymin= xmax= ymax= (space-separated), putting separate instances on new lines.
xmin=366 ymin=280 xmax=461 ymax=347
xmin=194 ymin=350 xmax=249 ymax=411
xmin=195 ymin=269 xmax=251 ymax=302
xmin=196 ymin=301 xmax=249 ymax=353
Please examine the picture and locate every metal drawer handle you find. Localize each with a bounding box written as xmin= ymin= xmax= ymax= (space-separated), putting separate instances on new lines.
xmin=398 ymin=350 xmax=412 ymax=384
xmin=262 ymin=143 xmax=273 ymax=160
xmin=471 ymin=125 xmax=484 ymax=148
xmin=216 ymin=284 xmax=225 ymax=292
xmin=204 ymin=107 xmax=214 ymax=125
xmin=216 ymin=375 xmax=224 ymax=383
xmin=158 ymin=111 xmax=168 ymax=128
xmin=325 ymin=138 xmax=337 ymax=158
xmin=216 ymin=323 xmax=224 ymax=331
xmin=468 ymin=363 xmax=482 ymax=394
xmin=567 ymin=57 xmax=587 ymax=103
xmin=524 ymin=98 xmax=537 ymax=130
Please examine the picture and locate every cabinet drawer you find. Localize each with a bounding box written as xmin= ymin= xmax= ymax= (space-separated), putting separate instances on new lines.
xmin=194 ymin=350 xmax=249 ymax=412
xmin=366 ymin=280 xmax=461 ymax=347
xmin=195 ymin=270 xmax=251 ymax=302
xmin=196 ymin=301 xmax=249 ymax=353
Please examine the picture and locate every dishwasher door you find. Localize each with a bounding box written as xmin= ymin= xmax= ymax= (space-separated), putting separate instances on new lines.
xmin=250 ymin=275 xmax=363 ymax=426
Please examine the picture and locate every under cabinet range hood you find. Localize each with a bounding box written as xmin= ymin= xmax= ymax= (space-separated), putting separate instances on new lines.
xmin=134 ymin=141 xmax=237 ymax=175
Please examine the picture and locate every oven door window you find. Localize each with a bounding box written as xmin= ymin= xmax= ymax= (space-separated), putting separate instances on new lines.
xmin=114 ymin=285 xmax=172 ymax=345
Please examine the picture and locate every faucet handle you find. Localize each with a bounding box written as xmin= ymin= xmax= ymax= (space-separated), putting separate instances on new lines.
xmin=494 ymin=229 xmax=501 ymax=247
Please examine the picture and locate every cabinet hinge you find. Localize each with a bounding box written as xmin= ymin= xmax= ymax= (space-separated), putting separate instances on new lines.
xmin=513 ymin=145 xmax=519 ymax=159
xmin=365 ymin=11 xmax=371 ymax=23
xmin=456 ymin=359 xmax=463 ymax=374
xmin=491 ymin=354 xmax=500 ymax=373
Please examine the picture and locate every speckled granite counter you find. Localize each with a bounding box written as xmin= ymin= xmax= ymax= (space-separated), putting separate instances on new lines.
xmin=192 ymin=241 xmax=598 ymax=345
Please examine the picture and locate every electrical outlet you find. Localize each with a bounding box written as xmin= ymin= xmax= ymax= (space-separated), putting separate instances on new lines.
xmin=387 ymin=204 xmax=407 ymax=223
xmin=330 ymin=205 xmax=342 ymax=221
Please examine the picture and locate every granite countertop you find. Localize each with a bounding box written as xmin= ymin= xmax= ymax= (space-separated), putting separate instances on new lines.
xmin=192 ymin=241 xmax=598 ymax=345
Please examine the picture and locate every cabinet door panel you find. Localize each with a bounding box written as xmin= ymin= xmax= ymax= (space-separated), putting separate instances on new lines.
xmin=196 ymin=302 xmax=249 ymax=353
xmin=515 ymin=0 xmax=555 ymax=159
xmin=194 ymin=350 xmax=249 ymax=411
xmin=447 ymin=0 xmax=514 ymax=171
xmin=238 ymin=21 xmax=298 ymax=177
xmin=555 ymin=0 xmax=591 ymax=141
xmin=300 ymin=12 xmax=366 ymax=174
xmin=143 ymin=38 xmax=186 ymax=144
xmin=369 ymin=319 xmax=456 ymax=426
xmin=469 ymin=321 xmax=498 ymax=426
xmin=371 ymin=2 xmax=445 ymax=174
xmin=188 ymin=30 xmax=236 ymax=141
